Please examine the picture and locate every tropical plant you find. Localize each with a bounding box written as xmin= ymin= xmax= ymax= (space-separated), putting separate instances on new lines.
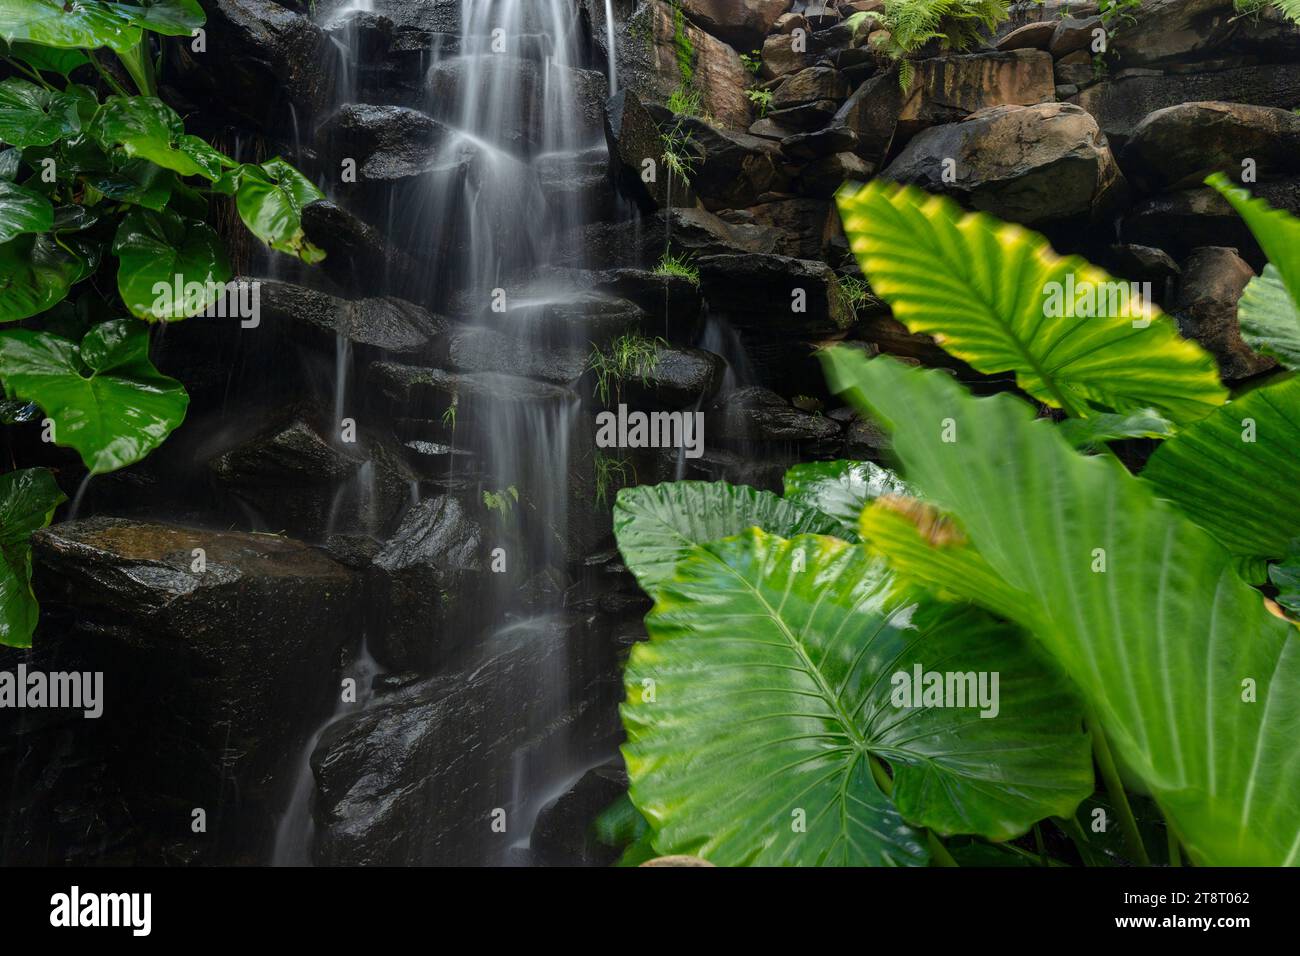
xmin=846 ymin=0 xmax=1013 ymax=89
xmin=587 ymin=333 xmax=665 ymax=407
xmin=0 ymin=1 xmax=325 ymax=646
xmin=744 ymin=87 xmax=772 ymax=118
xmin=652 ymin=251 xmax=698 ymax=287
xmin=604 ymin=177 xmax=1300 ymax=867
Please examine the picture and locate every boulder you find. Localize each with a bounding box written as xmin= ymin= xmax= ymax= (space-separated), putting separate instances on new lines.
xmin=314 ymin=104 xmax=449 ymax=180
xmin=254 ymin=279 xmax=446 ymax=358
xmin=759 ymin=31 xmax=816 ymax=80
xmin=896 ymin=50 xmax=1055 ymax=140
xmin=605 ymin=88 xmax=691 ymax=211
xmin=448 ymin=327 xmax=588 ymax=384
xmin=1121 ymin=101 xmax=1300 ymax=192
xmin=1071 ymin=63 xmax=1300 ymax=148
xmin=797 ymin=150 xmax=874 ymax=197
xmin=366 ymin=495 xmax=485 ymax=672
xmin=530 ymin=762 xmax=629 ymax=866
xmin=1121 ymin=177 xmax=1300 ymax=263
xmin=618 ymin=346 xmax=726 ymax=409
xmin=710 ymin=386 xmax=841 ymax=443
xmin=883 ymin=103 xmax=1125 ymax=227
xmin=725 ymin=198 xmax=843 ymax=260
xmin=827 ymin=70 xmax=906 ymax=162
xmin=996 ymin=21 xmax=1057 ymax=51
xmin=300 ymin=200 xmax=426 ymax=299
xmin=679 ymin=117 xmax=785 ymax=209
xmin=696 ymin=253 xmax=855 ymax=336
xmin=771 ymin=66 xmax=851 ymax=110
xmin=310 ymin=616 xmax=622 ymax=865
xmin=1107 ymin=0 xmax=1268 ymax=68
xmin=166 ymin=0 xmax=329 ymax=132
xmin=618 ymin=0 xmax=753 ymax=130
xmin=1049 ymin=16 xmax=1102 ymax=57
xmin=1171 ymin=247 xmax=1276 ymax=382
xmin=31 ymin=517 xmax=357 ymax=856
xmin=208 ymin=412 xmax=417 ymax=538
xmin=536 ymin=146 xmax=619 ymax=225
xmin=678 ymin=0 xmax=794 ymax=51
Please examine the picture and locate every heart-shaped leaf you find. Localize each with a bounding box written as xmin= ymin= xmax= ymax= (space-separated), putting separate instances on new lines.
xmin=613 ymin=480 xmax=841 ymax=596
xmin=0 ymin=318 xmax=188 ymax=473
xmin=782 ymin=459 xmax=909 ymax=537
xmin=113 ymin=206 xmax=230 ymax=320
xmin=823 ymin=348 xmax=1300 ymax=866
xmin=93 ymin=95 xmax=225 ymax=180
xmin=1236 ymin=265 xmax=1300 ymax=371
xmin=233 ymin=158 xmax=326 ymax=263
xmin=1142 ymin=376 xmax=1300 ymax=582
xmin=623 ymin=528 xmax=1093 ymax=864
xmin=0 ymin=234 xmax=84 ymax=322
xmin=107 ymin=0 xmax=205 ymax=36
xmin=836 ymin=179 xmax=1227 ymax=423
xmin=0 ymin=467 xmax=66 ymax=647
xmin=0 ymin=179 xmax=53 ymax=242
xmin=0 ymin=77 xmax=82 ymax=147
xmin=1 ymin=39 xmax=91 ymax=76
xmin=0 ymin=0 xmax=142 ymax=54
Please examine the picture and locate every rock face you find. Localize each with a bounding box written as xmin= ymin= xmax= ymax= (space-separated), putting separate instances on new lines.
xmin=530 ymin=761 xmax=628 ymax=866
xmin=1171 ymin=247 xmax=1276 ymax=382
xmin=678 ymin=0 xmax=792 ymax=51
xmin=896 ymin=50 xmax=1056 ymax=138
xmin=30 ymin=518 xmax=358 ymax=858
xmin=311 ymin=616 xmax=622 ymax=865
xmin=367 ymin=496 xmax=485 ymax=672
xmin=680 ymin=117 xmax=785 ymax=209
xmin=1121 ymin=102 xmax=1300 ymax=192
xmin=618 ymin=0 xmax=753 ymax=130
xmin=314 ymin=104 xmax=449 ymax=180
xmin=167 ymin=0 xmax=330 ymax=131
xmin=884 ymin=103 xmax=1125 ymax=227
xmin=697 ymin=253 xmax=854 ymax=336
xmin=255 ymin=280 xmax=446 ymax=358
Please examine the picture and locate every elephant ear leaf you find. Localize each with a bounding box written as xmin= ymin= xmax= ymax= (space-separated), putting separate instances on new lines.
xmin=782 ymin=459 xmax=908 ymax=537
xmin=0 ymin=77 xmax=82 ymax=147
xmin=0 ymin=318 xmax=188 ymax=473
xmin=1141 ymin=376 xmax=1300 ymax=583
xmin=836 ymin=179 xmax=1226 ymax=423
xmin=623 ymin=529 xmax=1093 ymax=865
xmin=0 ymin=467 xmax=65 ymax=648
xmin=612 ymin=480 xmax=841 ymax=596
xmin=232 ymin=158 xmax=327 ymax=264
xmin=113 ymin=207 xmax=230 ymax=320
xmin=823 ymin=347 xmax=1300 ymax=866
xmin=0 ymin=0 xmax=143 ymax=54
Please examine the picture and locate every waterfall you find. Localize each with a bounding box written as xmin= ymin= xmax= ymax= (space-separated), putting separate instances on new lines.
xmin=604 ymin=0 xmax=618 ymax=96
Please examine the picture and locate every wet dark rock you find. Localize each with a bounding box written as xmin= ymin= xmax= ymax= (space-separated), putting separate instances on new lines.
xmin=166 ymin=0 xmax=330 ymax=132
xmin=797 ymin=151 xmax=874 ymax=198
xmin=367 ymin=495 xmax=485 ymax=672
xmin=537 ymin=146 xmax=618 ymax=224
xmin=1071 ymin=63 xmax=1300 ymax=148
xmin=678 ymin=0 xmax=793 ymax=51
xmin=711 ymin=385 xmax=842 ymax=444
xmin=255 ymin=279 xmax=446 ymax=358
xmin=614 ymin=0 xmax=753 ymax=129
xmin=772 ymin=67 xmax=851 ymax=111
xmin=30 ymin=517 xmax=357 ymax=857
xmin=1121 ymin=101 xmax=1300 ymax=193
xmin=585 ymin=269 xmax=704 ymax=340
xmin=311 ymin=616 xmax=622 ymax=865
xmin=621 ymin=346 xmax=726 ymax=409
xmin=1172 ymin=247 xmax=1276 ymax=383
xmin=530 ymin=761 xmax=629 ymax=866
xmin=208 ymin=412 xmax=417 ymax=538
xmin=1121 ymin=177 xmax=1300 ymax=263
xmin=680 ymin=117 xmax=786 ymax=211
xmin=697 ymin=253 xmax=853 ymax=336
xmin=448 ymin=327 xmax=588 ymax=384
xmin=427 ymin=57 xmax=607 ymax=154
xmin=1108 ymin=0 xmax=1300 ymax=68
xmin=766 ymin=98 xmax=842 ymax=132
xmin=724 ymin=198 xmax=843 ymax=260
xmin=300 ymin=200 xmax=426 ymax=299
xmin=604 ymin=89 xmax=694 ymax=211
xmin=370 ymin=364 xmax=579 ymax=438
xmin=1103 ymin=245 xmax=1182 ymax=297
xmin=780 ymin=125 xmax=859 ymax=160
xmin=315 ymin=104 xmax=450 ymax=180
xmin=826 ymin=70 xmax=905 ymax=162
xmin=883 ymin=102 xmax=1125 ymax=227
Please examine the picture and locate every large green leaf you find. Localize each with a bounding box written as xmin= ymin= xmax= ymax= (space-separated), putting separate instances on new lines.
xmin=112 ymin=206 xmax=230 ymax=320
xmin=1142 ymin=377 xmax=1300 ymax=582
xmin=0 ymin=467 xmax=65 ymax=647
xmin=0 ymin=0 xmax=142 ymax=54
xmin=1056 ymin=408 xmax=1175 ymax=451
xmin=108 ymin=0 xmax=205 ymax=36
xmin=0 ymin=318 xmax=188 ymax=473
xmin=1237 ymin=265 xmax=1300 ymax=371
xmin=93 ymin=95 xmax=225 ymax=181
xmin=623 ymin=529 xmax=1093 ymax=864
xmin=782 ymin=459 xmax=908 ymax=538
xmin=1209 ymin=173 xmax=1300 ymax=312
xmin=232 ymin=158 xmax=327 ymax=263
xmin=0 ymin=179 xmax=53 ymax=242
xmin=836 ymin=179 xmax=1226 ymax=422
xmin=823 ymin=348 xmax=1300 ymax=866
xmin=612 ymin=480 xmax=841 ymax=595
xmin=0 ymin=234 xmax=84 ymax=322
xmin=0 ymin=77 xmax=82 ymax=147
xmin=1 ymin=39 xmax=91 ymax=76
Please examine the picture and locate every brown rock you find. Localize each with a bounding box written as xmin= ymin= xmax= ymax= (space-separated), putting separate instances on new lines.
xmin=896 ymin=50 xmax=1056 ymax=139
xmin=1172 ymin=247 xmax=1276 ymax=382
xmin=678 ymin=0 xmax=793 ymax=51
xmin=996 ymin=21 xmax=1057 ymax=52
